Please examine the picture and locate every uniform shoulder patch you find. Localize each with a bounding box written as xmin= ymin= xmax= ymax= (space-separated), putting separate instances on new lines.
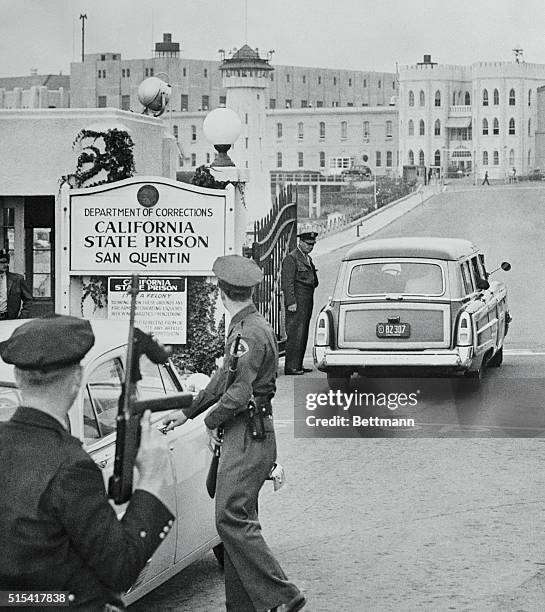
xmin=230 ymin=338 xmax=249 ymax=357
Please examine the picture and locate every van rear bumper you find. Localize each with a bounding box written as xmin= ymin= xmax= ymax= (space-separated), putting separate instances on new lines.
xmin=313 ymin=346 xmax=473 ymax=370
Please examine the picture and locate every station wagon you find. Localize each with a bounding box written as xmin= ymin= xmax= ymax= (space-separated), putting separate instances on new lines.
xmin=313 ymin=237 xmax=511 ymax=390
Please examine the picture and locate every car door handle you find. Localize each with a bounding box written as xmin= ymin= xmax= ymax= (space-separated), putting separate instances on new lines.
xmin=95 ymin=459 xmax=109 ymax=469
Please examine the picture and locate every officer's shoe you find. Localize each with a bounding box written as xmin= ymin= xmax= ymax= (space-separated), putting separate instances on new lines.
xmin=269 ymin=592 xmax=306 ymax=612
xmin=301 ymin=367 xmax=313 ymax=373
xmin=284 ymin=369 xmax=305 ymax=375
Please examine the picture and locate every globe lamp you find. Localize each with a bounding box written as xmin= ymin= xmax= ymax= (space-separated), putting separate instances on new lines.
xmin=203 ymin=107 xmax=242 ymax=167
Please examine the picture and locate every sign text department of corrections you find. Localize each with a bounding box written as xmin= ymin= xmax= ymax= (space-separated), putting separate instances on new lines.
xmin=69 ymin=182 xmax=227 ymax=273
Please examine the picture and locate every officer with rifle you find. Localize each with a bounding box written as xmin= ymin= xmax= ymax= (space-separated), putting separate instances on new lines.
xmin=0 ymin=315 xmax=174 ymax=610
xmin=163 ymin=254 xmax=306 ymax=612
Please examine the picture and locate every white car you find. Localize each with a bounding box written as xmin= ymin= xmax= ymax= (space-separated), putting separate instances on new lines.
xmin=0 ymin=319 xmax=221 ymax=605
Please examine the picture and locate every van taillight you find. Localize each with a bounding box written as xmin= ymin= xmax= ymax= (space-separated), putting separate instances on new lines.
xmin=315 ymin=312 xmax=330 ymax=346
xmin=456 ymin=311 xmax=473 ymax=346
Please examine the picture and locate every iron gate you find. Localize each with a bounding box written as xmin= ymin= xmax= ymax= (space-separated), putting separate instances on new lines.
xmin=250 ymin=185 xmax=297 ymax=353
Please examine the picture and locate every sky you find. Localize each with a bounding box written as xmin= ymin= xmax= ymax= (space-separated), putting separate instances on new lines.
xmin=0 ymin=0 xmax=544 ymax=77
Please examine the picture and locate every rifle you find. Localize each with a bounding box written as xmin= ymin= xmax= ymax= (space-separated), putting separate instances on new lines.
xmin=108 ymin=274 xmax=193 ymax=504
xmin=206 ymin=333 xmax=242 ymax=498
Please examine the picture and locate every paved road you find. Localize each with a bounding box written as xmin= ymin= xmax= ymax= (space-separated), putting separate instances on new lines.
xmin=130 ymin=183 xmax=545 ymax=611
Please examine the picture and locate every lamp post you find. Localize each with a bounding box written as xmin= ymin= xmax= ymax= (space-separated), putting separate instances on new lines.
xmin=203 ymin=107 xmax=242 ymax=167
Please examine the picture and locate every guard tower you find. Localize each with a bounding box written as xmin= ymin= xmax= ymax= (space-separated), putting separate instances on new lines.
xmin=219 ymin=45 xmax=274 ymax=222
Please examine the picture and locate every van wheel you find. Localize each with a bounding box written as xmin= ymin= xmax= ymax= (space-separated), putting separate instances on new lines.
xmin=212 ymin=543 xmax=224 ymax=569
xmin=488 ymin=346 xmax=503 ymax=368
xmin=327 ymin=371 xmax=351 ymax=393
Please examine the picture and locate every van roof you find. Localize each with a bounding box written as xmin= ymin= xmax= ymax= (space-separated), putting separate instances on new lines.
xmin=343 ymin=237 xmax=479 ymax=261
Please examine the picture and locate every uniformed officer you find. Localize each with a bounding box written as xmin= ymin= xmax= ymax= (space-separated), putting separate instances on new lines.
xmin=163 ymin=255 xmax=306 ymax=612
xmin=280 ymin=232 xmax=319 ymax=375
xmin=0 ymin=315 xmax=174 ymax=610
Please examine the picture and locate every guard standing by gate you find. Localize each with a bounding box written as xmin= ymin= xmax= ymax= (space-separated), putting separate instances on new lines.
xmin=281 ymin=232 xmax=319 ymax=375
xmin=163 ymin=254 xmax=305 ymax=612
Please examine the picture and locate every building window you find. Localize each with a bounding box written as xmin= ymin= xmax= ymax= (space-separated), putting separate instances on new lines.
xmin=419 ymin=150 xmax=425 ymax=166
xmin=386 ymin=120 xmax=393 ymax=138
xmin=493 ymin=118 xmax=499 ymax=135
xmin=181 ymin=94 xmax=188 ymax=111
xmin=347 ymin=102 xmax=354 ymax=107
xmin=348 ymin=78 xmax=352 ymax=86
xmin=121 ymin=69 xmax=125 ymax=77
xmin=378 ymin=80 xmax=381 ymax=88
xmin=301 ymin=100 xmax=308 ymax=108
xmin=191 ymin=153 xmax=196 ymax=167
xmin=173 ymin=125 xmax=179 ymax=139
xmin=341 ymin=121 xmax=347 ymax=139
xmin=204 ymin=68 xmax=208 ymax=78
xmin=493 ymin=150 xmax=499 ymax=165
xmin=201 ymin=95 xmax=209 ymax=110
xmin=332 ymin=101 xmax=338 ymax=107
xmin=509 ymin=88 xmax=515 ymax=105
xmin=408 ymin=150 xmax=414 ymax=165
xmin=364 ymin=79 xmax=367 ymax=87
xmin=509 ymin=149 xmax=515 ymax=166
xmin=419 ymin=119 xmax=425 ymax=136
xmin=464 ymin=91 xmax=471 ymax=105
xmin=528 ymin=149 xmax=532 ymax=165
xmin=285 ymin=99 xmax=292 ymax=108
xmin=408 ymin=120 xmax=414 ymax=136
xmin=277 ymin=123 xmax=283 ymax=138
xmin=419 ymin=90 xmax=425 ymax=106
xmin=245 ymin=113 xmax=248 ymax=124
xmin=434 ymin=90 xmax=441 ymax=106
xmin=319 ymin=151 xmax=326 ymax=168
xmin=482 ymin=89 xmax=489 ymax=106
xmin=98 ymin=95 xmax=107 ymax=108
xmin=302 ymin=75 xmax=306 ymax=84
xmin=493 ymin=89 xmax=499 ymax=105
xmin=277 ymin=152 xmax=282 ymax=168
xmin=318 ymin=76 xmax=321 ymax=85
xmin=509 ymin=118 xmax=515 ymax=135
xmin=101 ymin=54 xmax=106 ymax=61
xmin=298 ymin=152 xmax=304 ymax=168
xmin=528 ymin=89 xmax=532 ymax=106
xmin=219 ymin=95 xmax=226 ymax=106
xmin=434 ymin=119 xmax=441 ymax=136
xmin=316 ymin=100 xmax=323 ymax=107
xmin=191 ymin=125 xmax=197 ymax=141
xmin=376 ymin=151 xmax=381 ymax=166
xmin=183 ymin=67 xmax=187 ymax=77
xmin=528 ymin=118 xmax=532 ymax=136
xmin=319 ymin=121 xmax=326 ymax=138
xmin=434 ymin=149 xmax=441 ymax=166
xmin=286 ymin=74 xmax=290 ymax=82
xmin=363 ymin=121 xmax=370 ymax=139
xmin=333 ymin=76 xmax=337 ymax=85
xmin=121 ymin=95 xmax=130 ymax=110
xmin=269 ymin=98 xmax=276 ymax=109
xmin=483 ymin=151 xmax=488 ymax=165
xmin=482 ymin=118 xmax=488 ymax=135
xmin=408 ymin=91 xmax=414 ymax=106
xmin=245 ymin=137 xmax=248 ymax=149
xmin=386 ymin=151 xmax=393 ymax=167
xmin=298 ymin=122 xmax=304 ymax=139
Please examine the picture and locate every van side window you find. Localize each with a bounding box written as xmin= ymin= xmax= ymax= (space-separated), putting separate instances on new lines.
xmin=470 ymin=256 xmax=486 ymax=284
xmin=460 ymin=261 xmax=474 ymax=294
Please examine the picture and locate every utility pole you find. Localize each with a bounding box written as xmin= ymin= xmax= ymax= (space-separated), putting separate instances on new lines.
xmin=79 ymin=14 xmax=87 ymax=63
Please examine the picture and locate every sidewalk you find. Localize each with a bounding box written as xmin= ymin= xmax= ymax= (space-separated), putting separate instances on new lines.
xmin=312 ymin=182 xmax=442 ymax=257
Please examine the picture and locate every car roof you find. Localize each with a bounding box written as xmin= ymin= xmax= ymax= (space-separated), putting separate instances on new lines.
xmin=0 ymin=318 xmax=129 ymax=384
xmin=343 ymin=237 xmax=479 ymax=261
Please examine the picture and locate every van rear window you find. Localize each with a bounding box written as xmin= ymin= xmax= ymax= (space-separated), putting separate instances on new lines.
xmin=348 ymin=262 xmax=444 ymax=296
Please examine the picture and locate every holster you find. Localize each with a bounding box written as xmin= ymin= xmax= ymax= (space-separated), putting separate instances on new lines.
xmin=247 ymin=396 xmax=272 ymax=440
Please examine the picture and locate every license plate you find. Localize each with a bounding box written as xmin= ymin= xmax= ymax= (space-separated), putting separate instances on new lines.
xmin=376 ymin=322 xmax=411 ymax=338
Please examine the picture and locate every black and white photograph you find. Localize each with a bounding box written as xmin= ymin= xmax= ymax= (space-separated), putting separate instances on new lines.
xmin=1 ymin=1 xmax=545 ymax=610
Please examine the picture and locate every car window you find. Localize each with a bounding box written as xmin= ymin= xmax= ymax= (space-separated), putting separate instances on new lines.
xmin=0 ymin=386 xmax=21 ymax=422
xmin=470 ymin=256 xmax=486 ymax=284
xmin=83 ymin=358 xmax=124 ymax=442
xmin=461 ymin=261 xmax=474 ymax=294
xmin=138 ymin=355 xmax=167 ymax=400
xmin=348 ymin=262 xmax=444 ymax=295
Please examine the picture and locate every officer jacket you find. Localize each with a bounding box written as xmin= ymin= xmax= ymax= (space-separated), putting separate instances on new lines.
xmin=0 ymin=407 xmax=174 ymax=608
xmin=280 ymin=247 xmax=319 ymax=307
xmin=5 ymin=272 xmax=33 ymax=319
xmin=182 ymin=304 xmax=278 ymax=430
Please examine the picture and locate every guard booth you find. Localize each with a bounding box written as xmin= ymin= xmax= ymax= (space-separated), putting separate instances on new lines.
xmin=56 ymin=176 xmax=245 ymax=341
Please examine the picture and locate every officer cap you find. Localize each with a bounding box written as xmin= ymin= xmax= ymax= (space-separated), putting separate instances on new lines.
xmin=212 ymin=255 xmax=263 ymax=288
xmin=297 ymin=231 xmax=318 ymax=243
xmin=0 ymin=315 xmax=95 ymax=371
